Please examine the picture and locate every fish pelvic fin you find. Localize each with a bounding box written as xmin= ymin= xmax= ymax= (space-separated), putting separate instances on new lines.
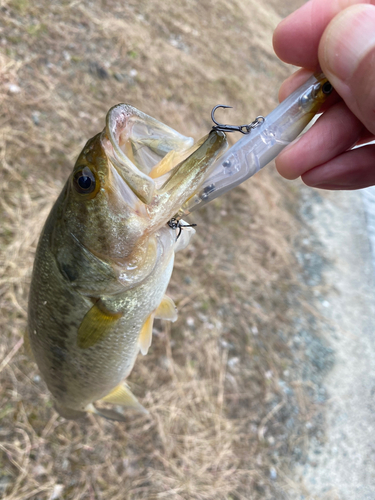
xmin=77 ymin=301 xmax=123 ymax=349
xmin=154 ymin=295 xmax=178 ymax=322
xmin=98 ymin=383 xmax=148 ymax=414
xmin=138 ymin=314 xmax=154 ymax=356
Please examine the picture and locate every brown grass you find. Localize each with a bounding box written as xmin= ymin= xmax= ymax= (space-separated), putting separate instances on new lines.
xmin=0 ymin=0 xmax=326 ymax=498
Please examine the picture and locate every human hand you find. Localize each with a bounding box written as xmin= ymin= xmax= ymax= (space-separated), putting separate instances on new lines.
xmin=273 ymin=0 xmax=375 ymax=190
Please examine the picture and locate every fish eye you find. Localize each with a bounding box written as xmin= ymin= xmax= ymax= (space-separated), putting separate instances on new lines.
xmin=73 ymin=166 xmax=97 ymax=195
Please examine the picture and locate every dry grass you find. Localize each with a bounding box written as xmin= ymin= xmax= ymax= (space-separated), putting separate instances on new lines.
xmin=0 ymin=0 xmax=327 ymax=498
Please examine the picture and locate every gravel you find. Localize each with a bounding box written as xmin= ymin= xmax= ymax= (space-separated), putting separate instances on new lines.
xmin=293 ymin=185 xmax=375 ymax=499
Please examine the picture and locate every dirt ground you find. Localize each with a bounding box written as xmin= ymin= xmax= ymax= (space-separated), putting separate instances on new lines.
xmin=0 ymin=1 xmax=342 ymax=499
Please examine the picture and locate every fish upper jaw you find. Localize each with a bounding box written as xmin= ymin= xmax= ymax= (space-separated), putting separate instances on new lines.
xmin=103 ymin=104 xmax=194 ymax=205
xmin=101 ymin=130 xmax=155 ymax=206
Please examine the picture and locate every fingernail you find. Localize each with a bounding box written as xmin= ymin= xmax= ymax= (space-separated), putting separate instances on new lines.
xmin=322 ymin=4 xmax=375 ymax=81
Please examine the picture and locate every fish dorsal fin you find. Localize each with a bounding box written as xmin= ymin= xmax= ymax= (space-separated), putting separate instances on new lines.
xmin=138 ymin=314 xmax=154 ymax=356
xmin=77 ymin=301 xmax=122 ymax=349
xmin=154 ymin=295 xmax=178 ymax=322
xmin=23 ymin=329 xmax=35 ymax=361
xmin=98 ymin=383 xmax=148 ymax=414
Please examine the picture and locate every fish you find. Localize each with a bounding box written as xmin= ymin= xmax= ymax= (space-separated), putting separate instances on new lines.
xmin=27 ymin=104 xmax=227 ymax=421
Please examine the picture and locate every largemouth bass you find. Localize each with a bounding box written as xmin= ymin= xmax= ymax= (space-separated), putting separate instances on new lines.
xmin=27 ymin=104 xmax=227 ymax=420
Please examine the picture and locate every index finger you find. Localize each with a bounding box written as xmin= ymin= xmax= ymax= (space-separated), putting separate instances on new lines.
xmin=273 ymin=0 xmax=375 ymax=69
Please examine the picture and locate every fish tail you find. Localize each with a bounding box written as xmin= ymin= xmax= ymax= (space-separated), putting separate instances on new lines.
xmin=54 ymin=401 xmax=130 ymax=422
xmin=54 ymin=400 xmax=146 ymax=422
xmin=87 ymin=404 xmax=129 ymax=423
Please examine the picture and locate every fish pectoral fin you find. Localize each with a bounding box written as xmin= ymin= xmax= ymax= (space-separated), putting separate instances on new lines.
xmin=98 ymin=383 xmax=148 ymax=414
xmin=154 ymin=295 xmax=178 ymax=322
xmin=138 ymin=314 xmax=154 ymax=356
xmin=138 ymin=298 xmax=177 ymax=356
xmin=23 ymin=329 xmax=35 ymax=361
xmin=77 ymin=301 xmax=122 ymax=349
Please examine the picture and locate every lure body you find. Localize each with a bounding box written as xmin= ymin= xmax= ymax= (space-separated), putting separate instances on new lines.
xmin=182 ymin=74 xmax=332 ymax=214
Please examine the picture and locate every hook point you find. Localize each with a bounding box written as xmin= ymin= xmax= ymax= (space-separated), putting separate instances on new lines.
xmin=211 ymin=104 xmax=234 ymax=126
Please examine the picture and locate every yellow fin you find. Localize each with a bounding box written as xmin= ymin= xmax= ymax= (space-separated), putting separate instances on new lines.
xmin=77 ymin=302 xmax=122 ymax=349
xmin=138 ymin=314 xmax=154 ymax=356
xmin=154 ymin=295 xmax=178 ymax=322
xmin=98 ymin=383 xmax=148 ymax=414
xmin=23 ymin=329 xmax=35 ymax=361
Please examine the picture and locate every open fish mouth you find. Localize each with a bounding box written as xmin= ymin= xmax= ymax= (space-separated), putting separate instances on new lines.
xmin=101 ymin=104 xmax=194 ymax=205
xmin=100 ymin=104 xmax=227 ymax=222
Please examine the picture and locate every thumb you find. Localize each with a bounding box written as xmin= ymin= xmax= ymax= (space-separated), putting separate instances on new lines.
xmin=319 ymin=3 xmax=375 ymax=135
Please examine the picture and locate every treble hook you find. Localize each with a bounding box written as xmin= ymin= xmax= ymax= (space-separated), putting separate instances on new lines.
xmin=167 ymin=218 xmax=197 ymax=240
xmin=211 ymin=105 xmax=265 ymax=135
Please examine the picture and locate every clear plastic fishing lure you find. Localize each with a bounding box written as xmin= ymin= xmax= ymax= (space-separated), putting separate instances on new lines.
xmin=180 ymin=73 xmax=332 ymax=215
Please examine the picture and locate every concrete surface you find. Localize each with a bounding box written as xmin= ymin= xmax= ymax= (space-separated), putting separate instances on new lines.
xmin=297 ymin=186 xmax=375 ymax=500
